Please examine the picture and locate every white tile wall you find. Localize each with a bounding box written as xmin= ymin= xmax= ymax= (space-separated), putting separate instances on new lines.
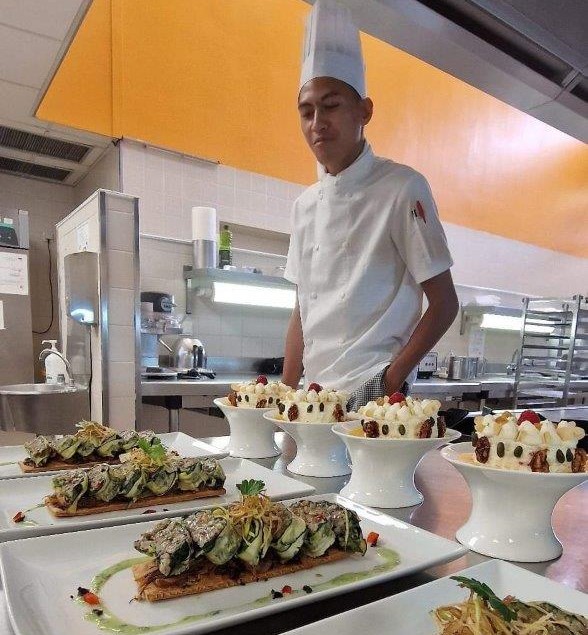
xmin=121 ymin=139 xmax=304 ymax=238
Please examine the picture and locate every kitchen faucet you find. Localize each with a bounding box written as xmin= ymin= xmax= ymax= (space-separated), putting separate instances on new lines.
xmin=506 ymin=348 xmax=519 ymax=376
xmin=39 ymin=348 xmax=76 ymax=388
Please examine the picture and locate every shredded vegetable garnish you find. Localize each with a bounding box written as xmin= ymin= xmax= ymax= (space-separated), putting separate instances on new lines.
xmin=75 ymin=420 xmax=114 ymax=443
xmin=214 ymin=480 xmax=284 ymax=541
xmin=122 ymin=444 xmax=172 ymax=470
xmin=432 ymin=577 xmax=587 ymax=635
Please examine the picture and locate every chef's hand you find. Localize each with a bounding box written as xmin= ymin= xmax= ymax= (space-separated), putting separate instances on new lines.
xmin=384 ymin=364 xmax=406 ymax=395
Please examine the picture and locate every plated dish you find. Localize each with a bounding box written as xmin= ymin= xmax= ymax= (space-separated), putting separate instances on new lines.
xmin=44 ymin=443 xmax=226 ymax=518
xmin=0 ymin=431 xmax=227 ymax=480
xmin=0 ymin=457 xmax=316 ymax=542
xmin=0 ymin=493 xmax=467 ymax=635
xmin=132 ymin=481 xmax=367 ymax=602
xmin=442 ymin=441 xmax=588 ymax=562
xmin=20 ymin=421 xmax=161 ymax=473
xmin=333 ymin=420 xmax=460 ymax=508
xmin=283 ymin=559 xmax=588 ymax=635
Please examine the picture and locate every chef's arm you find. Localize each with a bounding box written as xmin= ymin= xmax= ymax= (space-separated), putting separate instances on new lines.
xmin=385 ymin=269 xmax=459 ymax=393
xmin=283 ymin=296 xmax=304 ymax=389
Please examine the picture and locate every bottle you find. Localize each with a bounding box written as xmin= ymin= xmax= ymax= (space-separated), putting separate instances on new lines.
xmin=219 ymin=224 xmax=232 ymax=268
xmin=42 ymin=340 xmax=69 ymax=385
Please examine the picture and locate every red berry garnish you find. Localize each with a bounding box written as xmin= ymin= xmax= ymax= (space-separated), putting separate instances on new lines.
xmin=308 ymin=382 xmax=322 ymax=392
xmin=281 ymin=585 xmax=292 ymax=594
xmin=517 ymin=410 xmax=541 ymax=426
xmin=388 ymin=392 xmax=406 ymax=405
xmin=256 ymin=375 xmax=268 ymax=385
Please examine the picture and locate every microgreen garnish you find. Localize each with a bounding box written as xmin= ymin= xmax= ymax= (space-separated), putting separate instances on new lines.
xmin=236 ymin=479 xmax=265 ymax=497
xmin=137 ymin=438 xmax=167 ymax=465
xmin=450 ymin=576 xmax=517 ymax=622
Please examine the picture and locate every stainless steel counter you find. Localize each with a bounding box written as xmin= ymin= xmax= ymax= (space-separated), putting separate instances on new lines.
xmin=142 ymin=374 xmax=588 ymax=398
xmin=1 ymin=432 xmax=585 ymax=635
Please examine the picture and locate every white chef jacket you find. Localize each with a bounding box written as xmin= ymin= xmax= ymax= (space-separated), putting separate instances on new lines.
xmin=284 ymin=143 xmax=453 ymax=393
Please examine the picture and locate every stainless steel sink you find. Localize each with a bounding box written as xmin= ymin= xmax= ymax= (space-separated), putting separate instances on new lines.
xmin=0 ymin=383 xmax=90 ymax=434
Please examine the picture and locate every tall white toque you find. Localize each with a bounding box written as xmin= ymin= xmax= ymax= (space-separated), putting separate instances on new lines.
xmin=299 ymin=0 xmax=366 ymax=98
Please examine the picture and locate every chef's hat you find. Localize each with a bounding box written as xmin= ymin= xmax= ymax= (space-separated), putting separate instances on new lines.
xmin=299 ymin=0 xmax=366 ymax=98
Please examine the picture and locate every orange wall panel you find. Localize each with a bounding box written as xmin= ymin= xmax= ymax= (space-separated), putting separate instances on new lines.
xmin=38 ymin=0 xmax=588 ymax=257
xmin=36 ymin=0 xmax=113 ymax=136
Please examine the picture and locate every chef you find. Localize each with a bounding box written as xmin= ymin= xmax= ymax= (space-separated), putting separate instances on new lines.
xmin=283 ymin=0 xmax=459 ymax=408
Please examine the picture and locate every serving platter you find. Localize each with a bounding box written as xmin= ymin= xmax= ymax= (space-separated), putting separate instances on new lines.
xmin=0 ymin=457 xmax=316 ymax=541
xmin=441 ymin=441 xmax=588 ymax=562
xmin=283 ymin=559 xmax=588 ymax=635
xmin=0 ymin=493 xmax=467 ymax=635
xmin=0 ymin=432 xmax=228 ymax=480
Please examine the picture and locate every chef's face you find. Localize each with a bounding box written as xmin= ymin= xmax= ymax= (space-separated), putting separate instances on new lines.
xmin=298 ymin=77 xmax=373 ymax=175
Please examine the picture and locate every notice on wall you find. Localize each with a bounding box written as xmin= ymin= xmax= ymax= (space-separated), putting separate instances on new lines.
xmin=0 ymin=251 xmax=28 ymax=295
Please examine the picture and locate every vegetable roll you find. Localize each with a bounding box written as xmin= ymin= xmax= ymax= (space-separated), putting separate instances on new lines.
xmin=87 ymin=464 xmax=125 ymax=502
xmin=185 ymin=509 xmax=241 ymax=565
xmin=119 ymin=429 xmax=140 ymax=451
xmin=119 ymin=463 xmax=147 ymax=501
xmin=316 ymin=501 xmax=367 ymax=554
xmin=145 ymin=464 xmax=178 ymax=496
xmin=289 ymin=500 xmax=336 ymax=558
xmin=134 ymin=518 xmax=175 ymax=556
xmin=52 ymin=434 xmax=81 ymax=461
xmin=177 ymin=458 xmax=226 ymax=491
xmin=52 ymin=469 xmax=88 ymax=512
xmin=153 ymin=519 xmax=194 ymax=576
xmin=96 ymin=430 xmax=123 ymax=458
xmin=24 ymin=435 xmax=54 ymax=466
xmin=271 ymin=507 xmax=307 ymax=562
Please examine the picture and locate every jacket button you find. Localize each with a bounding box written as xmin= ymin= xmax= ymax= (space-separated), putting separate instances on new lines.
xmin=314 ymin=244 xmax=319 ymax=252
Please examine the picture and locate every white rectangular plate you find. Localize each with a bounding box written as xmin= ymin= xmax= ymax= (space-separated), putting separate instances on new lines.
xmin=0 ymin=458 xmax=315 ymax=541
xmin=285 ymin=559 xmax=588 ymax=635
xmin=0 ymin=494 xmax=467 ymax=635
xmin=0 ymin=432 xmax=228 ymax=479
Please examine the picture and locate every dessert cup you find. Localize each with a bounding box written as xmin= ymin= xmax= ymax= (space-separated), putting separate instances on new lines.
xmin=263 ymin=411 xmax=351 ymax=477
xmin=333 ymin=420 xmax=460 ymax=508
xmin=441 ymin=441 xmax=588 ymax=562
xmin=214 ymin=397 xmax=280 ymax=459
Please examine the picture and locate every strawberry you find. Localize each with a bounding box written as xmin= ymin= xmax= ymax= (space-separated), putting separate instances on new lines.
xmin=388 ymin=392 xmax=406 ymax=405
xmin=517 ymin=410 xmax=541 ymax=426
xmin=256 ymin=375 xmax=268 ymax=385
xmin=308 ymin=382 xmax=322 ymax=392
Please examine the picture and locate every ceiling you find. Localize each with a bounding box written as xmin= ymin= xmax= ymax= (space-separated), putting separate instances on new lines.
xmin=0 ymin=0 xmax=111 ymax=185
xmin=0 ymin=0 xmax=586 ymax=187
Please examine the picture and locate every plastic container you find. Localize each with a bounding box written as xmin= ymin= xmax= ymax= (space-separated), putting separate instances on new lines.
xmin=42 ymin=340 xmax=69 ymax=385
xmin=219 ymin=224 xmax=232 ymax=268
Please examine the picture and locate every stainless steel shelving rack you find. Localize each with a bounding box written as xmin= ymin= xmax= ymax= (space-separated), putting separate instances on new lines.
xmin=512 ymin=295 xmax=588 ymax=409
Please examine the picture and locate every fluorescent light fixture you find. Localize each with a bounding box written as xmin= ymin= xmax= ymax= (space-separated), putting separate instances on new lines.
xmin=480 ymin=313 xmax=554 ymax=334
xmin=212 ymin=281 xmax=296 ymax=309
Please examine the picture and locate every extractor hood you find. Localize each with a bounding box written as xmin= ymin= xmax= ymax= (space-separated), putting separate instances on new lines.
xmin=325 ymin=0 xmax=588 ymax=142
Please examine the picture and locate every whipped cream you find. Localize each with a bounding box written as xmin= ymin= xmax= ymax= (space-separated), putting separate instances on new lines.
xmin=276 ymin=386 xmax=349 ymax=423
xmin=353 ymin=395 xmax=444 ymax=439
xmin=473 ymin=412 xmax=586 ymax=473
xmin=228 ymin=379 xmax=289 ymax=409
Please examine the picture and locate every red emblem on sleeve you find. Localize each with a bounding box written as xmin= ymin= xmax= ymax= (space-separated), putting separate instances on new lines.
xmin=412 ymin=200 xmax=427 ymax=224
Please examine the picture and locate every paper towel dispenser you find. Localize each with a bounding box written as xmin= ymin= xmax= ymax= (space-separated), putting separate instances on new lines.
xmin=64 ymin=251 xmax=99 ymax=325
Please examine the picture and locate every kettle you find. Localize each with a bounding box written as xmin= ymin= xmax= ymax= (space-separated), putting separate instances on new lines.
xmin=171 ymin=337 xmax=207 ymax=371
